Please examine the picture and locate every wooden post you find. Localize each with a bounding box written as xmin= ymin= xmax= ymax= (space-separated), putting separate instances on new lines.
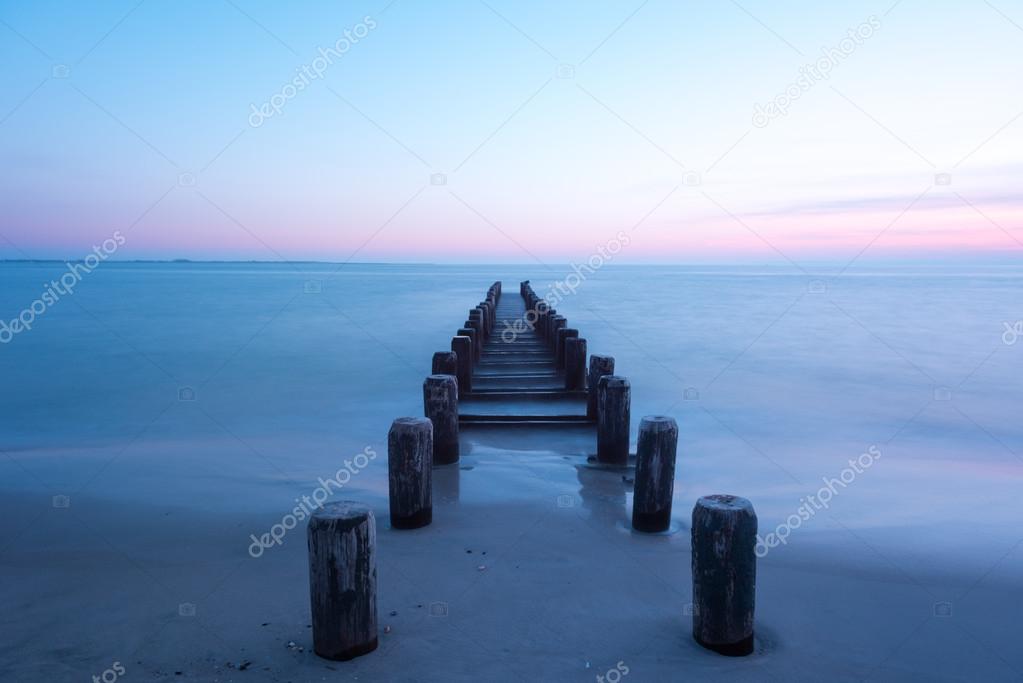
xmin=550 ymin=316 xmax=566 ymax=350
xmin=450 ymin=336 xmax=472 ymax=394
xmin=543 ymin=308 xmax=557 ymax=340
xmin=587 ymin=355 xmax=615 ymax=418
xmin=469 ymin=309 xmax=486 ymax=340
xmin=465 ymin=319 xmax=483 ymax=359
xmin=481 ymin=301 xmax=494 ymax=331
xmin=458 ymin=326 xmax=479 ymax=364
xmin=632 ymin=416 xmax=678 ymax=532
xmin=692 ymin=495 xmax=757 ymax=656
xmin=565 ymin=338 xmax=587 ymax=390
xmin=597 ymin=375 xmax=630 ymax=466
xmin=387 ymin=417 xmax=432 ymax=529
xmin=431 ymin=351 xmax=457 ymax=376
xmin=307 ymin=502 xmax=378 ymax=661
xmin=556 ymin=328 xmax=578 ymax=369
xmin=423 ymin=374 xmax=459 ymax=466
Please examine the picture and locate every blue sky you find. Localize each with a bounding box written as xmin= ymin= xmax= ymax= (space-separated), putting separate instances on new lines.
xmin=1 ymin=0 xmax=1021 ymax=263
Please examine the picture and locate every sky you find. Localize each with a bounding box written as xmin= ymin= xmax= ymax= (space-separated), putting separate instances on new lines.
xmin=0 ymin=0 xmax=1021 ymax=264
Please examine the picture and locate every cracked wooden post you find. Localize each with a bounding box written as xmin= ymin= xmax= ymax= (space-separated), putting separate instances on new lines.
xmin=423 ymin=374 xmax=459 ymax=466
xmin=597 ymin=375 xmax=630 ymax=466
xmin=387 ymin=417 xmax=432 ymax=529
xmin=556 ymin=328 xmax=578 ymax=369
xmin=431 ymin=351 xmax=457 ymax=376
xmin=565 ymin=337 xmax=587 ymax=390
xmin=587 ymin=355 xmax=615 ymax=419
xmin=457 ymin=326 xmax=479 ymax=364
xmin=692 ymin=495 xmax=757 ymax=656
xmin=450 ymin=336 xmax=472 ymax=394
xmin=632 ymin=416 xmax=678 ymax=532
xmin=308 ymin=501 xmax=378 ymax=661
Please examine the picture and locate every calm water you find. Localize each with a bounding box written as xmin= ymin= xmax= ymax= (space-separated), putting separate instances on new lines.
xmin=1 ymin=262 xmax=1021 ymax=569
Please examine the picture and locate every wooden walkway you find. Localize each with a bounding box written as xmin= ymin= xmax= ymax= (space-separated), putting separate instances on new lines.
xmin=457 ymin=284 xmax=594 ymax=426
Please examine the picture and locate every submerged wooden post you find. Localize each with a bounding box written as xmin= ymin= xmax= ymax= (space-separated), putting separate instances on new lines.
xmin=632 ymin=416 xmax=678 ymax=532
xmin=565 ymin=337 xmax=587 ymax=390
xmin=431 ymin=351 xmax=457 ymax=376
xmin=450 ymin=336 xmax=472 ymax=393
xmin=587 ymin=355 xmax=615 ymax=418
xmin=597 ymin=375 xmax=630 ymax=466
xmin=458 ymin=326 xmax=479 ymax=364
xmin=692 ymin=495 xmax=757 ymax=656
xmin=308 ymin=501 xmax=378 ymax=661
xmin=387 ymin=417 xmax=433 ymax=529
xmin=423 ymin=374 xmax=459 ymax=466
xmin=556 ymin=328 xmax=578 ymax=369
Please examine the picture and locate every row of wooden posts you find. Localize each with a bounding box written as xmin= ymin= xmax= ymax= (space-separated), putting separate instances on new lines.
xmin=306 ymin=280 xmax=758 ymax=662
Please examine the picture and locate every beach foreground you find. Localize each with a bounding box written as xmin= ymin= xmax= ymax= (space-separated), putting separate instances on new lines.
xmin=1 ymin=263 xmax=1021 ymax=681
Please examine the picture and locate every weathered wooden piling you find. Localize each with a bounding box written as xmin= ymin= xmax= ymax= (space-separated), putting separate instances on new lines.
xmin=387 ymin=417 xmax=433 ymax=529
xmin=565 ymin=337 xmax=587 ymax=390
xmin=597 ymin=375 xmax=630 ymax=466
xmin=423 ymin=374 xmax=459 ymax=466
xmin=431 ymin=351 xmax=458 ymax=376
xmin=450 ymin=336 xmax=472 ymax=393
xmin=466 ymin=319 xmax=484 ymax=357
xmin=469 ymin=309 xmax=486 ymax=339
xmin=556 ymin=328 xmax=578 ymax=369
xmin=458 ymin=325 xmax=480 ymax=363
xmin=587 ymin=355 xmax=615 ymax=418
xmin=308 ymin=501 xmax=378 ymax=661
xmin=691 ymin=495 xmax=757 ymax=656
xmin=632 ymin=416 xmax=678 ymax=532
xmin=550 ymin=316 xmax=566 ymax=350
xmin=543 ymin=308 xmax=557 ymax=340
